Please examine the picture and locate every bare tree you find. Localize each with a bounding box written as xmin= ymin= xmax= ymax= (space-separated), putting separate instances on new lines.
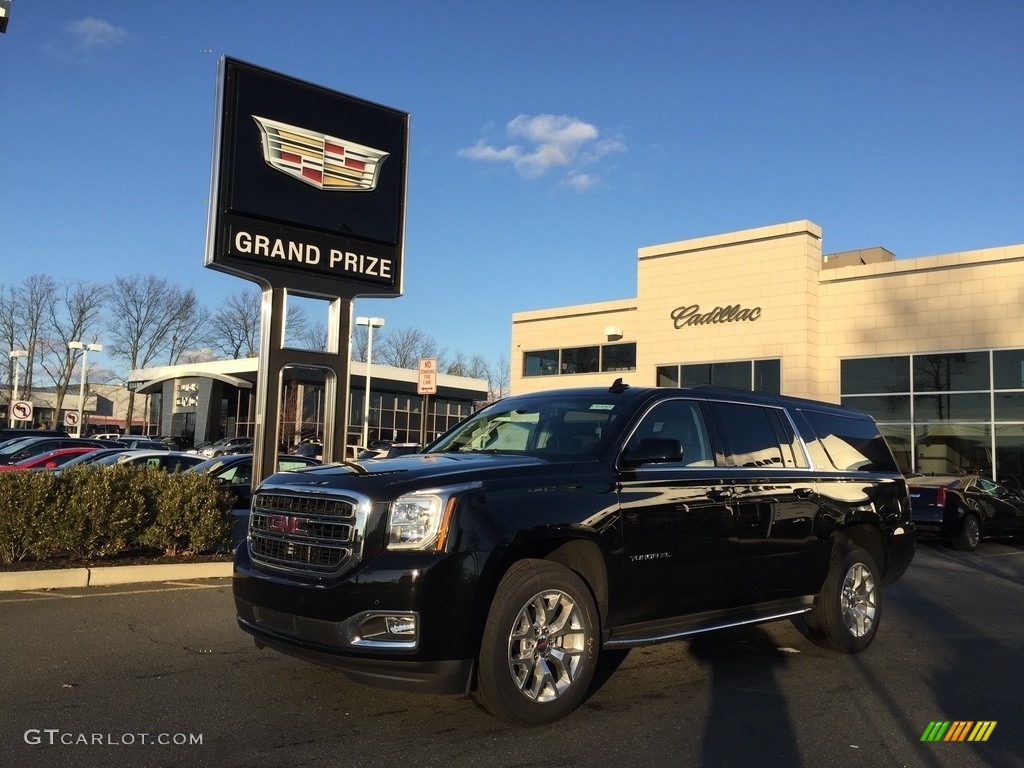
xmin=37 ymin=280 xmax=107 ymax=420
xmin=1 ymin=275 xmax=58 ymax=399
xmin=105 ymin=275 xmax=203 ymax=430
xmin=209 ymin=289 xmax=260 ymax=359
xmin=375 ymin=326 xmax=443 ymax=369
xmin=484 ymin=354 xmax=511 ymax=402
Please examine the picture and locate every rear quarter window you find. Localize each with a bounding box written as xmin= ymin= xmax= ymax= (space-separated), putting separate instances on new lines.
xmin=796 ymin=410 xmax=899 ymax=473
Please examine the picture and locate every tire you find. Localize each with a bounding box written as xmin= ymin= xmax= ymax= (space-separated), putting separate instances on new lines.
xmin=805 ymin=543 xmax=881 ymax=654
xmin=473 ymin=559 xmax=599 ymax=725
xmin=953 ymin=513 xmax=981 ymax=552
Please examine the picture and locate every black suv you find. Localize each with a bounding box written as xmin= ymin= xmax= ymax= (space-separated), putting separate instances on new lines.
xmin=233 ymin=382 xmax=915 ymax=724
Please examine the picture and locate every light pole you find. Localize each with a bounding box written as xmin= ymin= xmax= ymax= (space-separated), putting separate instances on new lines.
xmin=68 ymin=341 xmax=102 ymax=436
xmin=8 ymin=349 xmax=27 ymax=427
xmin=355 ymin=316 xmax=384 ymax=448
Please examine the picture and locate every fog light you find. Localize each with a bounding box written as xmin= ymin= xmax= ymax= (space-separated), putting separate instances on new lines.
xmin=351 ymin=612 xmax=419 ymax=649
xmin=386 ymin=616 xmax=416 ymax=635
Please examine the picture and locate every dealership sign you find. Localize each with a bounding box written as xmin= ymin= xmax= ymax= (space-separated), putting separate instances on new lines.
xmin=672 ymin=303 xmax=762 ymax=329
xmin=205 ymin=58 xmax=408 ymax=297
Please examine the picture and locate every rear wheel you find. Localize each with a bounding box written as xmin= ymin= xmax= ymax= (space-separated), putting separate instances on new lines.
xmin=953 ymin=513 xmax=981 ymax=552
xmin=805 ymin=543 xmax=881 ymax=654
xmin=473 ymin=559 xmax=599 ymax=724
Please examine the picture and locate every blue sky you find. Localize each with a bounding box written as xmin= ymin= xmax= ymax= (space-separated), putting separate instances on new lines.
xmin=2 ymin=1 xmax=1023 ymax=371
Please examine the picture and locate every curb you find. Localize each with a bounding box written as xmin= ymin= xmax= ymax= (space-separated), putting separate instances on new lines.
xmin=0 ymin=562 xmax=232 ymax=592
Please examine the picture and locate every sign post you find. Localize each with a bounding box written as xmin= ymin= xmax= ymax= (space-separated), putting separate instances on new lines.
xmin=417 ymin=358 xmax=437 ymax=445
xmin=206 ymin=58 xmax=408 ymax=488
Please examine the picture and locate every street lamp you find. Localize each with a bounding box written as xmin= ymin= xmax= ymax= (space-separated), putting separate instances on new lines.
xmin=8 ymin=349 xmax=27 ymax=427
xmin=355 ymin=316 xmax=385 ymax=448
xmin=68 ymin=341 xmax=102 ymax=436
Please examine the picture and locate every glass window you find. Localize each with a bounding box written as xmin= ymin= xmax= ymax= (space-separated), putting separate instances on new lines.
xmin=797 ymin=410 xmax=899 ymax=473
xmin=657 ymin=365 xmax=680 ymax=387
xmin=524 ymin=350 xmax=558 ymax=377
xmin=878 ymin=424 xmax=913 ymax=475
xmin=993 ymin=349 xmax=1024 ymax=390
xmin=753 ymin=359 xmax=781 ymax=394
xmin=602 ymin=343 xmax=636 ymax=372
xmin=681 ymin=364 xmax=712 ymax=387
xmin=624 ymin=399 xmax=713 ymax=467
xmin=710 ymin=362 xmax=751 ymax=390
xmin=995 ymin=393 xmax=1024 ymax=422
xmin=913 ymin=352 xmax=988 ymax=392
xmin=712 ymin=402 xmax=784 ymax=468
xmin=561 ymin=346 xmax=599 ymax=374
xmin=841 ymin=356 xmax=910 ymax=395
xmin=915 ymin=424 xmax=992 ymax=475
xmin=841 ymin=395 xmax=911 ymax=423
xmin=913 ymin=393 xmax=990 ymax=422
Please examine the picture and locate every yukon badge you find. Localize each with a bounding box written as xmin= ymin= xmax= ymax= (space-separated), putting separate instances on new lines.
xmin=252 ymin=115 xmax=389 ymax=191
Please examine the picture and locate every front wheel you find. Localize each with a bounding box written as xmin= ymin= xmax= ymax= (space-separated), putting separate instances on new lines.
xmin=805 ymin=543 xmax=881 ymax=654
xmin=473 ymin=559 xmax=599 ymax=724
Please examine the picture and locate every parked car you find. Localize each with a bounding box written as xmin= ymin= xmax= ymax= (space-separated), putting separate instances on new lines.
xmin=53 ymin=448 xmax=131 ymax=472
xmin=88 ymin=450 xmax=208 ymax=472
xmin=382 ymin=442 xmax=421 ymax=459
xmin=909 ymin=474 xmax=1024 ymax=551
xmin=0 ymin=428 xmax=68 ymax=443
xmin=0 ymin=436 xmax=112 ymax=466
xmin=0 ymin=447 xmax=100 ymax=472
xmin=233 ymin=382 xmax=915 ymax=724
xmin=199 ymin=436 xmax=254 ymax=458
xmin=114 ymin=437 xmax=170 ymax=451
xmin=186 ymin=453 xmax=321 ymax=547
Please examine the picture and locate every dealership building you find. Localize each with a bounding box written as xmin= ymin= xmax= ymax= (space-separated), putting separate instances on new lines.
xmin=511 ymin=220 xmax=1024 ymax=481
xmin=129 ymin=357 xmax=488 ymax=450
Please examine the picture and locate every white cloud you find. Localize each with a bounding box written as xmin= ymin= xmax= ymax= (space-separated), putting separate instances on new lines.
xmin=460 ymin=113 xmax=626 ymax=190
xmin=68 ymin=17 xmax=129 ymax=51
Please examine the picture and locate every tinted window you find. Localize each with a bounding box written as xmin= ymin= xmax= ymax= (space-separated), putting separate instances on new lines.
xmin=625 ymin=399 xmax=713 ymax=467
xmin=797 ymin=410 xmax=899 ymax=473
xmin=711 ymin=403 xmax=784 ymax=468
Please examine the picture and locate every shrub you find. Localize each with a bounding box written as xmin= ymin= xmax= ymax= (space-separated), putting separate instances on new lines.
xmin=0 ymin=471 xmax=59 ymax=564
xmin=47 ymin=464 xmax=159 ymax=559
xmin=141 ymin=472 xmax=234 ymax=555
xmin=0 ymin=466 xmax=235 ymax=563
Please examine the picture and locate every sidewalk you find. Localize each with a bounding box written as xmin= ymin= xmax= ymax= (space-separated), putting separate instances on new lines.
xmin=0 ymin=561 xmax=232 ymax=591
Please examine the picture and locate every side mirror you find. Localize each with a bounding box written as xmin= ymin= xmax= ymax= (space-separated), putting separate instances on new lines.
xmin=622 ymin=438 xmax=682 ymax=467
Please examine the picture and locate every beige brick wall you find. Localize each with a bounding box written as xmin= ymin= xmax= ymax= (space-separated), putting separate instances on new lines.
xmin=510 ymin=221 xmax=1024 ymax=401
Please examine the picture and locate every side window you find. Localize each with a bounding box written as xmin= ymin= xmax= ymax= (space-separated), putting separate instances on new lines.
xmin=625 ymin=400 xmax=713 ymax=467
xmin=711 ymin=402 xmax=785 ymax=468
xmin=796 ymin=410 xmax=899 ymax=472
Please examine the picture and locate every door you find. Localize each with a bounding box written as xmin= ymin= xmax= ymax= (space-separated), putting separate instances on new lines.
xmin=617 ymin=398 xmax=737 ymax=622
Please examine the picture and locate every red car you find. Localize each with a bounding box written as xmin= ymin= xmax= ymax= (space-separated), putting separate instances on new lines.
xmin=0 ymin=447 xmax=100 ymax=472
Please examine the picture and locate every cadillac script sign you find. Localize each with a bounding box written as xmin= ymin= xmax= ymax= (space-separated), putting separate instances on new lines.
xmin=205 ymin=58 xmax=408 ymax=297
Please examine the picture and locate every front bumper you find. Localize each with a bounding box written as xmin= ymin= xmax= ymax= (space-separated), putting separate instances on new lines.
xmin=232 ymin=546 xmax=483 ymax=696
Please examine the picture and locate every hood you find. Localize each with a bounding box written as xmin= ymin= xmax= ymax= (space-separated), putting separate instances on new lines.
xmin=258 ymin=451 xmax=573 ymax=495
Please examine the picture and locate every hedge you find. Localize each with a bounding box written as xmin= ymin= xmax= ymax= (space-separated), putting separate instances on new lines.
xmin=0 ymin=465 xmax=234 ymax=564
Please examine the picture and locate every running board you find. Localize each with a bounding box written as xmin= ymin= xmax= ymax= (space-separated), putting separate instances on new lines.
xmin=603 ymin=596 xmax=815 ymax=649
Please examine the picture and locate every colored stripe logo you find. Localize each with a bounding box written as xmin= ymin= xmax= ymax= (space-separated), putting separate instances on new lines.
xmin=920 ymin=721 xmax=997 ymax=742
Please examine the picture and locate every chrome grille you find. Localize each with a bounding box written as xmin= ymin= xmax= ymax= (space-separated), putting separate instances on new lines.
xmin=248 ymin=491 xmax=364 ymax=575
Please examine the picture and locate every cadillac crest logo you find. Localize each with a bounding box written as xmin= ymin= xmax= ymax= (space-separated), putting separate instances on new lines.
xmin=252 ymin=115 xmax=389 ymax=191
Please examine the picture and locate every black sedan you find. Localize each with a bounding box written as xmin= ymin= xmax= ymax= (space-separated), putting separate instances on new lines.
xmin=908 ymin=474 xmax=1024 ymax=551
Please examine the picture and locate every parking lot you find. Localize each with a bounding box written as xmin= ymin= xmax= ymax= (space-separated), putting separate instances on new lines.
xmin=2 ymin=541 xmax=1021 ymax=768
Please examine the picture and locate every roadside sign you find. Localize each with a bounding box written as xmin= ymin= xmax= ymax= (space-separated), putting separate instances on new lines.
xmin=12 ymin=401 xmax=33 ymax=421
xmin=417 ymin=358 xmax=437 ymax=395
xmin=64 ymin=411 xmax=80 ymax=428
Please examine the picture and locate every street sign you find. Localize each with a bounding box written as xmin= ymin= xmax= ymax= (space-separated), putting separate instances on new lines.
xmin=12 ymin=401 xmax=32 ymax=421
xmin=64 ymin=411 xmax=80 ymax=428
xmin=417 ymin=358 xmax=437 ymax=395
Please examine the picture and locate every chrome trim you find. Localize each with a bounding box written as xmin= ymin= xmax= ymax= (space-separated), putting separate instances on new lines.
xmin=247 ymin=489 xmax=371 ymax=577
xmin=603 ymin=606 xmax=812 ymax=649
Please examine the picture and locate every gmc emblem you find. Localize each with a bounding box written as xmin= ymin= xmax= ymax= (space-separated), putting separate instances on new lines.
xmin=268 ymin=515 xmax=308 ymax=535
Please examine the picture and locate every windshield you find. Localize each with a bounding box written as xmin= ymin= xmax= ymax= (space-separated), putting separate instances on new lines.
xmin=428 ymin=394 xmax=625 ymax=458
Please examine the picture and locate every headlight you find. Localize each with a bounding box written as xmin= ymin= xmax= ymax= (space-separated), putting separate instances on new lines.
xmin=387 ymin=483 xmax=480 ymax=551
